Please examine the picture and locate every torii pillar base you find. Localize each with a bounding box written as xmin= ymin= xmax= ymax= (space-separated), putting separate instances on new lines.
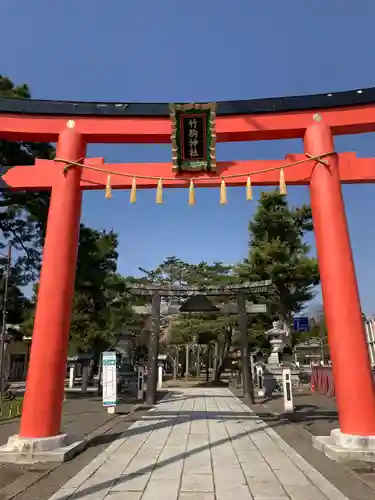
xmin=313 ymin=430 xmax=375 ymax=463
xmin=0 ymin=433 xmax=87 ymax=464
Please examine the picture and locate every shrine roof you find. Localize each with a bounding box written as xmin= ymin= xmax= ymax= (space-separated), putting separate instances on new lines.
xmin=0 ymin=87 xmax=373 ymax=117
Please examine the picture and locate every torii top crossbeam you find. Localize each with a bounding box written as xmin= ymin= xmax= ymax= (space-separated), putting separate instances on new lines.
xmin=0 ymin=86 xmax=374 ymax=143
xmin=125 ymin=280 xmax=273 ymax=297
xmin=1 ymin=87 xmax=375 ymax=192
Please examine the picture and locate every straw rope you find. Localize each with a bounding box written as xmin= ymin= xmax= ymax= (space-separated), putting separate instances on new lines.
xmin=54 ymin=152 xmax=335 ymax=182
xmin=54 ymin=151 xmax=336 ymax=203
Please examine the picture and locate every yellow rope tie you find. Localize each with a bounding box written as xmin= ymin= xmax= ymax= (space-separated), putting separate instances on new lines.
xmin=188 ymin=180 xmax=195 ymax=205
xmin=220 ymin=178 xmax=227 ymax=205
xmin=279 ymin=168 xmax=287 ymax=195
xmin=246 ymin=175 xmax=253 ymax=201
xmin=156 ymin=178 xmax=163 ymax=204
xmin=130 ymin=177 xmax=137 ymax=204
xmin=54 ymin=152 xmax=335 ymax=204
xmin=105 ymin=174 xmax=112 ymax=199
xmin=304 ymin=152 xmax=332 ymax=166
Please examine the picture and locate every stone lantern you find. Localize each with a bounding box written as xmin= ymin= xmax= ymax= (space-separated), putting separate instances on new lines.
xmin=262 ymin=321 xmax=300 ymax=395
xmin=264 ymin=321 xmax=288 ymax=367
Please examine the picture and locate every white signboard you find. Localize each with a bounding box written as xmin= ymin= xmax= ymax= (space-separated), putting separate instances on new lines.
xmin=102 ymin=351 xmax=117 ymax=407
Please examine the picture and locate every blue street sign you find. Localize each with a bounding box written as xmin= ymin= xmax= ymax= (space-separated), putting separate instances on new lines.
xmin=293 ymin=316 xmax=310 ymax=332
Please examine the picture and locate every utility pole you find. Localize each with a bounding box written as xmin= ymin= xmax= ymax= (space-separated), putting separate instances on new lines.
xmin=0 ymin=242 xmax=12 ymax=402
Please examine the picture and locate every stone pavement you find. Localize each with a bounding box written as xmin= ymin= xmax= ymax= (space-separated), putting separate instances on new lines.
xmin=0 ymin=394 xmax=138 ymax=498
xmin=48 ymin=387 xmax=350 ymax=500
xmin=0 ymin=395 xmax=133 ymax=447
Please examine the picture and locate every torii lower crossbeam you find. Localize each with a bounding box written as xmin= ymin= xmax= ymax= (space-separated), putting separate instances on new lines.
xmin=2 ymin=152 xmax=375 ymax=191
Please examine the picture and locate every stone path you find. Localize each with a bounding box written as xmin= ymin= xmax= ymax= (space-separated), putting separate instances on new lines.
xmin=0 ymin=394 xmax=137 ymax=496
xmin=48 ymin=387 xmax=349 ymax=500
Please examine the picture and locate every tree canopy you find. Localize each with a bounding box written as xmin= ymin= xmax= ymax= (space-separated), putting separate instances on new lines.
xmin=0 ymin=75 xmax=54 ymax=281
xmin=237 ymin=191 xmax=320 ymax=336
xmin=149 ymin=258 xmax=236 ymax=343
xmin=0 ymin=75 xmax=54 ymax=344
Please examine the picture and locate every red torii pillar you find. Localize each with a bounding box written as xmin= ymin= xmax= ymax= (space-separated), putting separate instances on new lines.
xmin=305 ymin=120 xmax=375 ymax=438
xmin=19 ymin=125 xmax=85 ymax=439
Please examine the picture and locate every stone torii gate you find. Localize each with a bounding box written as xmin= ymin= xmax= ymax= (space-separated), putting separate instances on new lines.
xmin=125 ymin=281 xmax=272 ymax=406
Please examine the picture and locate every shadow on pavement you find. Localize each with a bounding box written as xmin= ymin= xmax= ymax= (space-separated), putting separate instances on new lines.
xmin=68 ymin=394 xmax=290 ymax=500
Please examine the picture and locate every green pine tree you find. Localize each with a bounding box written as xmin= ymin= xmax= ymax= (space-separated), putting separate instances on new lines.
xmin=237 ymin=191 xmax=320 ymax=341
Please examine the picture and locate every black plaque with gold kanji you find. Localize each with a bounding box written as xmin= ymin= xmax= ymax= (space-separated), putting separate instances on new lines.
xmin=170 ymin=103 xmax=217 ymax=172
xmin=181 ymin=114 xmax=206 ymax=162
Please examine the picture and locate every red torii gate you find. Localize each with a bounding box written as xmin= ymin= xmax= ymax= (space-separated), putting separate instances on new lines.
xmin=1 ymin=88 xmax=375 ymax=459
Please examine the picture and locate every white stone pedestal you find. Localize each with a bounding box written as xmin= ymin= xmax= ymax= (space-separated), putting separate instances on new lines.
xmin=68 ymin=366 xmax=75 ymax=388
xmin=157 ymin=364 xmax=163 ymax=390
xmin=313 ymin=428 xmax=375 ymax=463
xmin=0 ymin=433 xmax=87 ymax=464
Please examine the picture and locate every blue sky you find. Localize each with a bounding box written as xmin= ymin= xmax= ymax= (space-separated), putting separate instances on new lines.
xmin=1 ymin=0 xmax=375 ymax=314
